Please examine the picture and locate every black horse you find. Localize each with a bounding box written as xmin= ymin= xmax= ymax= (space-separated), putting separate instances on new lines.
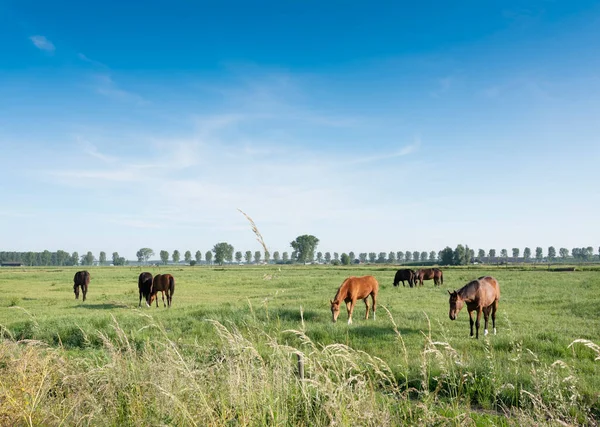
xmin=393 ymin=269 xmax=415 ymax=288
xmin=138 ymin=272 xmax=153 ymax=307
xmin=73 ymin=271 xmax=90 ymax=301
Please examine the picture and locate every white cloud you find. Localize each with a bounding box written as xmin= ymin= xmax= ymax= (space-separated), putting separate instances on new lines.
xmin=29 ymin=35 xmax=55 ymax=52
xmin=94 ymin=74 xmax=147 ymax=104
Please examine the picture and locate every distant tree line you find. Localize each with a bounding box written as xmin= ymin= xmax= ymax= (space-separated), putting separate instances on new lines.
xmin=2 ymin=243 xmax=598 ymax=267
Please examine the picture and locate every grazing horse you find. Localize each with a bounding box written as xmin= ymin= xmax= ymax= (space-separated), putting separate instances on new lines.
xmin=330 ymin=275 xmax=378 ymax=325
xmin=448 ymin=276 xmax=500 ymax=339
xmin=414 ymin=268 xmax=443 ymax=286
xmin=149 ymin=274 xmax=175 ymax=307
xmin=73 ymin=271 xmax=90 ymax=302
xmin=138 ymin=272 xmax=153 ymax=307
xmin=393 ymin=269 xmax=416 ymax=288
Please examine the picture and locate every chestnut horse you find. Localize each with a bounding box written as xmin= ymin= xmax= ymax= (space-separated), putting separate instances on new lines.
xmin=138 ymin=272 xmax=153 ymax=307
xmin=393 ymin=269 xmax=415 ymax=288
xmin=414 ymin=268 xmax=443 ymax=286
xmin=73 ymin=271 xmax=90 ymax=302
xmin=448 ymin=276 xmax=500 ymax=339
xmin=330 ymin=275 xmax=378 ymax=324
xmin=149 ymin=274 xmax=175 ymax=307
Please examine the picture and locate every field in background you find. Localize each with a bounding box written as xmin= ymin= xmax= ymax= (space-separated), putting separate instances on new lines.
xmin=0 ymin=265 xmax=599 ymax=425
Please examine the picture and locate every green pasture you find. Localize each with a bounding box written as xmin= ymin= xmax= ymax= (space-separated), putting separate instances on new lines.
xmin=0 ymin=265 xmax=599 ymax=425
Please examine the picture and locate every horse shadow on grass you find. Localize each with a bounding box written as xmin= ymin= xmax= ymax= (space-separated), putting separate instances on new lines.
xmin=78 ymin=302 xmax=129 ymax=310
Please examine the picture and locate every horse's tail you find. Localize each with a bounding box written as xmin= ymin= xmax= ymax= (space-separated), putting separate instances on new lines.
xmin=169 ymin=275 xmax=175 ymax=296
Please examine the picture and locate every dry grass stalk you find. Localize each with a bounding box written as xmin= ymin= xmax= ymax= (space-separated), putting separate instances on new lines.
xmin=237 ymin=208 xmax=269 ymax=254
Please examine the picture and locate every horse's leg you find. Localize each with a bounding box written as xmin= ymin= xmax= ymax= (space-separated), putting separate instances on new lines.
xmin=468 ymin=310 xmax=474 ymax=337
xmin=74 ymin=286 xmax=79 ymax=300
xmin=475 ymin=308 xmax=483 ymax=339
xmin=492 ymin=300 xmax=498 ymax=335
xmin=363 ymin=297 xmax=369 ymax=320
xmin=483 ymin=306 xmax=491 ymax=336
xmin=83 ymin=284 xmax=87 ymax=302
xmin=139 ymin=290 xmax=142 ymax=308
xmin=347 ymin=300 xmax=354 ymax=325
xmin=372 ymin=293 xmax=376 ymax=321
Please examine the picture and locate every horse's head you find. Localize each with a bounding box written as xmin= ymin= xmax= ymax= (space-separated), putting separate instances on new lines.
xmin=448 ymin=290 xmax=463 ymax=320
xmin=330 ymin=299 xmax=341 ymax=323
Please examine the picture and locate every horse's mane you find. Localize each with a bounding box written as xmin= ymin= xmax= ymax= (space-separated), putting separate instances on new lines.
xmin=457 ymin=279 xmax=479 ymax=300
xmin=333 ymin=277 xmax=354 ymax=303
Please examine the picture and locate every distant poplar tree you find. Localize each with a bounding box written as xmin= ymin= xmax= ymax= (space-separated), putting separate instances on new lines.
xmin=205 ymin=251 xmax=213 ymax=264
xmin=184 ymin=250 xmax=192 ymax=263
xmin=340 ymin=253 xmax=351 ymax=265
xmin=273 ymin=251 xmax=280 ymax=262
xmin=71 ymin=252 xmax=79 ymax=266
xmin=478 ymin=249 xmax=485 ymax=259
xmin=172 ymin=250 xmax=181 ymax=264
xmin=420 ymin=251 xmax=427 ymax=262
xmin=535 ymin=247 xmax=543 ymax=261
xmin=559 ymin=248 xmax=569 ymax=259
xmin=254 ymin=251 xmax=261 ymax=263
xmin=195 ymin=250 xmax=202 ymax=263
xmin=245 ymin=251 xmax=252 ymax=264
xmin=388 ymin=252 xmax=396 ymax=263
xmin=397 ymin=251 xmax=404 ymax=262
xmin=488 ymin=249 xmax=496 ymax=258
xmin=412 ymin=251 xmax=419 ymax=262
xmin=368 ymin=252 xmax=377 ymax=263
xmin=523 ymin=247 xmax=531 ymax=261
xmin=405 ymin=251 xmax=412 ymax=262
xmin=429 ymin=251 xmax=436 ymax=261
xmin=512 ymin=248 xmax=520 ymax=258
xmin=501 ymin=249 xmax=508 ymax=258
xmin=547 ymin=246 xmax=556 ymax=260
xmin=316 ymin=252 xmax=323 ymax=263
xmin=349 ymin=251 xmax=355 ymax=261
xmin=160 ymin=250 xmax=169 ymax=265
xmin=282 ymin=252 xmax=289 ymax=262
xmin=99 ymin=251 xmax=107 ymax=265
xmin=235 ymin=251 xmax=242 ymax=263
xmin=359 ymin=253 xmax=367 ymax=263
xmin=264 ymin=251 xmax=270 ymax=263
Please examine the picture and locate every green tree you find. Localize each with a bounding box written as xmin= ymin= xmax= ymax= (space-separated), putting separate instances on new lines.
xmin=512 ymin=248 xmax=520 ymax=259
xmin=184 ymin=250 xmax=192 ymax=264
xmin=388 ymin=252 xmax=396 ymax=263
xmin=99 ymin=251 xmax=107 ymax=265
xmin=453 ymin=244 xmax=469 ymax=266
xmin=535 ymin=247 xmax=543 ymax=262
xmin=173 ymin=250 xmax=181 ymax=264
xmin=547 ymin=246 xmax=556 ymax=260
xmin=264 ymin=251 xmax=270 ymax=264
xmin=244 ymin=251 xmax=252 ymax=264
xmin=324 ymin=252 xmax=331 ymax=263
xmin=439 ymin=247 xmax=453 ymax=265
xmin=420 ymin=251 xmax=427 ymax=262
xmin=478 ymin=249 xmax=485 ymax=259
xmin=290 ymin=235 xmax=320 ymax=264
xmin=488 ymin=249 xmax=496 ymax=259
xmin=412 ymin=251 xmax=419 ymax=262
xmin=559 ymin=248 xmax=569 ymax=259
xmin=368 ymin=252 xmax=377 ymax=263
xmin=254 ymin=251 xmax=261 ymax=264
xmin=213 ymin=243 xmax=234 ymax=265
xmin=349 ymin=251 xmax=355 ymax=262
xmin=235 ymin=251 xmax=242 ymax=263
xmin=429 ymin=251 xmax=436 ymax=261
xmin=333 ymin=252 xmax=339 ymax=261
xmin=160 ymin=250 xmax=169 ymax=265
xmin=396 ymin=251 xmax=404 ymax=262
xmin=112 ymin=252 xmax=125 ymax=266
xmin=377 ymin=252 xmax=386 ymax=263
xmin=340 ymin=253 xmax=351 ymax=265
xmin=501 ymin=249 xmax=508 ymax=259
xmin=282 ymin=252 xmax=289 ymax=262
xmin=291 ymin=251 xmax=298 ymax=262
xmin=359 ymin=253 xmax=367 ymax=263
xmin=41 ymin=250 xmax=51 ymax=266
xmin=405 ymin=251 xmax=412 ymax=262
xmin=136 ymin=248 xmax=154 ymax=264
xmin=56 ymin=250 xmax=69 ymax=266
xmin=71 ymin=252 xmax=79 ymax=266
xmin=273 ymin=251 xmax=280 ymax=263
xmin=316 ymin=252 xmax=323 ymax=263
xmin=195 ymin=250 xmax=202 ymax=263
xmin=81 ymin=251 xmax=94 ymax=266
xmin=205 ymin=251 xmax=213 ymax=264
xmin=523 ymin=247 xmax=531 ymax=261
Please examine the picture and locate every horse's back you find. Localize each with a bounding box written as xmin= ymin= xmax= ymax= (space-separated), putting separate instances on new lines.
xmin=152 ymin=273 xmax=173 ymax=292
xmin=345 ymin=275 xmax=378 ymax=298
xmin=74 ymin=271 xmax=90 ymax=285
xmin=478 ymin=276 xmax=500 ymax=304
xmin=139 ymin=272 xmax=153 ymax=290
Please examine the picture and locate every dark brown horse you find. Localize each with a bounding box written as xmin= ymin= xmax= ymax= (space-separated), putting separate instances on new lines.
xmin=138 ymin=272 xmax=153 ymax=307
xmin=448 ymin=276 xmax=500 ymax=339
xmin=330 ymin=276 xmax=378 ymax=324
xmin=73 ymin=271 xmax=90 ymax=302
xmin=414 ymin=268 xmax=443 ymax=286
xmin=393 ymin=269 xmax=415 ymax=288
xmin=149 ymin=274 xmax=175 ymax=307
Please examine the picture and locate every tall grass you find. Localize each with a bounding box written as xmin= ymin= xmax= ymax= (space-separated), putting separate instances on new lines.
xmin=1 ymin=310 xmax=597 ymax=426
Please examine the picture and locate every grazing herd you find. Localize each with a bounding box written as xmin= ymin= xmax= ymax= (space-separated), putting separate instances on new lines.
xmin=73 ymin=266 xmax=500 ymax=339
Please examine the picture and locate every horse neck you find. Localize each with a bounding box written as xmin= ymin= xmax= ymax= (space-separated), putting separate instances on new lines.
xmin=458 ymin=281 xmax=477 ymax=301
xmin=334 ymin=281 xmax=349 ymax=302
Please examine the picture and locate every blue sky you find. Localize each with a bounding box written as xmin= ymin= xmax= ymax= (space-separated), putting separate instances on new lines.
xmin=1 ymin=1 xmax=599 ymax=259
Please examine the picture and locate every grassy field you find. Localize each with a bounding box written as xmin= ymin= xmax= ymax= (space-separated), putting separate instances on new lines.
xmin=0 ymin=265 xmax=599 ymax=426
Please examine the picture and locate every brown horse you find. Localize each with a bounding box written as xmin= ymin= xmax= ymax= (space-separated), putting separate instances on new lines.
xmin=330 ymin=276 xmax=378 ymax=324
xmin=448 ymin=276 xmax=500 ymax=339
xmin=149 ymin=274 xmax=175 ymax=307
xmin=393 ymin=269 xmax=416 ymax=288
xmin=414 ymin=268 xmax=443 ymax=286
xmin=138 ymin=272 xmax=153 ymax=307
xmin=73 ymin=271 xmax=90 ymax=302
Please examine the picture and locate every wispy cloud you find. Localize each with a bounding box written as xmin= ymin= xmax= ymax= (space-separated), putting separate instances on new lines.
xmin=78 ymin=53 xmax=108 ymax=68
xmin=344 ymin=138 xmax=420 ymax=165
xmin=29 ymin=35 xmax=55 ymax=53
xmin=94 ymin=74 xmax=147 ymax=104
